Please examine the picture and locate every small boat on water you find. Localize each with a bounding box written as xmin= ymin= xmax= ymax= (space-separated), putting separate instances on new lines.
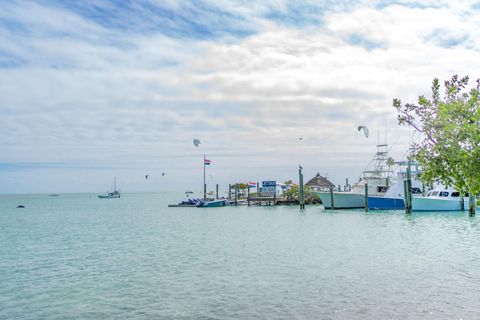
xmin=168 ymin=198 xmax=202 ymax=207
xmin=412 ymin=186 xmax=470 ymax=211
xmin=196 ymin=199 xmax=226 ymax=208
xmin=49 ymin=194 xmax=60 ymax=197
xmin=98 ymin=177 xmax=121 ymax=199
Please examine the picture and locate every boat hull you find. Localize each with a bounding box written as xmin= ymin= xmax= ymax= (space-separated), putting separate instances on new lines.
xmin=368 ymin=196 xmax=405 ymax=210
xmin=412 ymin=197 xmax=467 ymax=211
xmin=317 ymin=192 xmax=364 ymax=209
xmin=97 ymin=195 xmax=120 ymax=199
xmin=197 ymin=200 xmax=226 ymax=208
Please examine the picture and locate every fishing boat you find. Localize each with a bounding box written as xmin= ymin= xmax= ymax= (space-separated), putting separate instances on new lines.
xmin=368 ymin=161 xmax=425 ymax=210
xmin=196 ymin=199 xmax=226 ymax=208
xmin=412 ymin=186 xmax=470 ymax=211
xmin=317 ymin=144 xmax=394 ymax=209
xmin=98 ymin=177 xmax=121 ymax=199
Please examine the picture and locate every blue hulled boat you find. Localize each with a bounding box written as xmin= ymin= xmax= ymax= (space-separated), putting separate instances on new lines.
xmin=368 ymin=161 xmax=424 ymax=210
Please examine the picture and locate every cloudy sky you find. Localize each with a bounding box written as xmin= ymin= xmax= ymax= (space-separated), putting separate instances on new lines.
xmin=1 ymin=0 xmax=479 ymax=194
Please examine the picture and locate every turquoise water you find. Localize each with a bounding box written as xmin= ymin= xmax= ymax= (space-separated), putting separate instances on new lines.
xmin=1 ymin=193 xmax=480 ymax=319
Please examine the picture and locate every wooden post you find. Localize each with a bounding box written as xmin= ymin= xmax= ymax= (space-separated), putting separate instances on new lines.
xmin=469 ymin=193 xmax=476 ymax=216
xmin=216 ymin=184 xmax=219 ymax=199
xmin=404 ymin=163 xmax=412 ymax=214
xmin=299 ymin=167 xmax=305 ymax=210
xmin=346 ymin=178 xmax=349 ymax=191
xmin=247 ymin=186 xmax=250 ymax=206
xmin=329 ymin=185 xmax=334 ymax=209
xmin=364 ymin=183 xmax=368 ymax=212
xmin=460 ymin=193 xmax=465 ymax=211
xmin=235 ymin=186 xmax=238 ymax=206
xmin=257 ymin=182 xmax=260 ymax=197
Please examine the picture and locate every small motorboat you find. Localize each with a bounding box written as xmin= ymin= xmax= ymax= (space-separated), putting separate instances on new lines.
xmin=168 ymin=198 xmax=202 ymax=207
xmin=196 ymin=200 xmax=226 ymax=208
xmin=16 ymin=205 xmax=25 ymax=208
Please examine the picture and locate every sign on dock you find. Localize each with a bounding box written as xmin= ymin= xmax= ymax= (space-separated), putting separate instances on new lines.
xmin=261 ymin=181 xmax=276 ymax=197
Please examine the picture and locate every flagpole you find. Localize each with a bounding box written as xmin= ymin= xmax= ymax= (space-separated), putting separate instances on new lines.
xmin=203 ymin=154 xmax=206 ymax=200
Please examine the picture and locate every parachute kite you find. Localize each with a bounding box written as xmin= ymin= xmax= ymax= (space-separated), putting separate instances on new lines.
xmin=357 ymin=126 xmax=369 ymax=138
xmin=193 ymin=139 xmax=201 ymax=147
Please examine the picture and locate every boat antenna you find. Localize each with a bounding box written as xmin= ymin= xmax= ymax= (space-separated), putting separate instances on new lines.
xmin=385 ymin=120 xmax=387 ymax=145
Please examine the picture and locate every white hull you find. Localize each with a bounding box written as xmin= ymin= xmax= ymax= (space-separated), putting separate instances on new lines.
xmin=412 ymin=196 xmax=469 ymax=211
xmin=318 ymin=192 xmax=365 ymax=209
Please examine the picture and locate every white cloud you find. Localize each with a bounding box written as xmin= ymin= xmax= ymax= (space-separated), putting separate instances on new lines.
xmin=1 ymin=1 xmax=480 ymax=193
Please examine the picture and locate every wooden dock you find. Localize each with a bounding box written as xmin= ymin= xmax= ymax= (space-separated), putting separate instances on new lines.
xmin=247 ymin=196 xmax=278 ymax=206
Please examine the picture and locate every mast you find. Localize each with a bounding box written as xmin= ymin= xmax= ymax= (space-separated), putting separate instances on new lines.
xmin=114 ymin=176 xmax=116 ymax=192
xmin=203 ymin=154 xmax=206 ymax=200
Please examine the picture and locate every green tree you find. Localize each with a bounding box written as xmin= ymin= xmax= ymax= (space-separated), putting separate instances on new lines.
xmin=232 ymin=183 xmax=248 ymax=190
xmin=394 ymin=75 xmax=480 ymax=213
xmin=284 ymin=185 xmax=320 ymax=204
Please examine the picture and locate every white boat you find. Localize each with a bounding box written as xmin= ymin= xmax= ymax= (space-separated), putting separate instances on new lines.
xmin=368 ymin=161 xmax=425 ymax=210
xmin=98 ymin=177 xmax=121 ymax=199
xmin=412 ymin=186 xmax=469 ymax=211
xmin=317 ymin=144 xmax=393 ymax=209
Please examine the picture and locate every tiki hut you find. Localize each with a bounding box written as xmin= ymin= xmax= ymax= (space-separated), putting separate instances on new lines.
xmin=305 ymin=173 xmax=335 ymax=192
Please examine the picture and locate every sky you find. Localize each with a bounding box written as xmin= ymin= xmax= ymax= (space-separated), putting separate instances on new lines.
xmin=1 ymin=0 xmax=480 ymax=194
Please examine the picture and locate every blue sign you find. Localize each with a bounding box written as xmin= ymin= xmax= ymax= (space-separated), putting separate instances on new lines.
xmin=262 ymin=181 xmax=276 ymax=187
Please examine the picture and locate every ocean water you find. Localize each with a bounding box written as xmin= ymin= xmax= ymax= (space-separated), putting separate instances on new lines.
xmin=1 ymin=193 xmax=480 ymax=319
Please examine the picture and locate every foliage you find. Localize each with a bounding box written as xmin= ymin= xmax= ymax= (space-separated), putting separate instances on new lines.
xmin=393 ymin=75 xmax=480 ymax=197
xmin=284 ymin=185 xmax=320 ymax=203
xmin=232 ymin=183 xmax=248 ymax=190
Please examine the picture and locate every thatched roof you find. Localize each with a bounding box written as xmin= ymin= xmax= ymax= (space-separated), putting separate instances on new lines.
xmin=305 ymin=173 xmax=335 ymax=188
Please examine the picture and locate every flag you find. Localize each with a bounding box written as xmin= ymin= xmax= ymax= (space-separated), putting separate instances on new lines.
xmin=204 ymin=159 xmax=211 ymax=165
xmin=248 ymin=182 xmax=256 ymax=188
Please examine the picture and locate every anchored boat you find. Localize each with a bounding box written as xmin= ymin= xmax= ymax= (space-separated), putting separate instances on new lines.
xmin=412 ymin=186 xmax=470 ymax=211
xmin=317 ymin=144 xmax=394 ymax=209
xmin=368 ymin=161 xmax=425 ymax=210
xmin=196 ymin=199 xmax=226 ymax=208
xmin=98 ymin=177 xmax=121 ymax=199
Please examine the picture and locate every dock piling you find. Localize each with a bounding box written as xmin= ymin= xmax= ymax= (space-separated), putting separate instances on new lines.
xmin=235 ymin=185 xmax=238 ymax=206
xmin=364 ymin=183 xmax=368 ymax=212
xmin=329 ymin=186 xmax=334 ymax=209
xmin=216 ymin=184 xmax=218 ymax=199
xmin=469 ymin=193 xmax=476 ymax=216
xmin=299 ymin=166 xmax=305 ymax=210
xmin=404 ymin=163 xmax=412 ymax=214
